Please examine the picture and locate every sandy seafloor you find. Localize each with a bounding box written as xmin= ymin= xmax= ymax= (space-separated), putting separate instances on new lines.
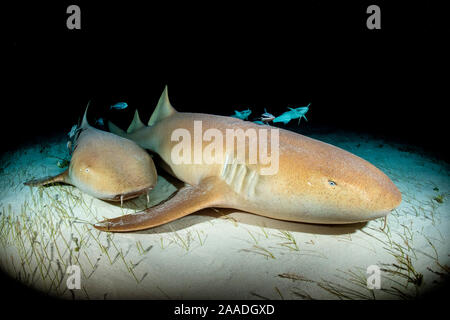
xmin=0 ymin=128 xmax=448 ymax=300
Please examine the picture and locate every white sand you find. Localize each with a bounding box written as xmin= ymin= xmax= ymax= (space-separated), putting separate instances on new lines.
xmin=0 ymin=130 xmax=448 ymax=299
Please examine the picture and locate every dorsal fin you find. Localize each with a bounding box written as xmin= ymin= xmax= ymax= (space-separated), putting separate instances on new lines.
xmin=127 ymin=109 xmax=145 ymax=133
xmin=81 ymin=101 xmax=91 ymax=129
xmin=148 ymin=86 xmax=177 ymax=126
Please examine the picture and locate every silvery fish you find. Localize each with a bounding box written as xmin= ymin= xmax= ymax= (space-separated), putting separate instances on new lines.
xmin=260 ymin=108 xmax=275 ymax=122
xmin=68 ymin=124 xmax=79 ymax=138
xmin=110 ymin=102 xmax=128 ymax=110
xmin=95 ymin=118 xmax=105 ymax=126
xmin=231 ymin=109 xmax=252 ymax=120
xmin=273 ymin=104 xmax=310 ymax=125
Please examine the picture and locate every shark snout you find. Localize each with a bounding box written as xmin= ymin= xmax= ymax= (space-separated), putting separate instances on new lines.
xmin=383 ymin=184 xmax=402 ymax=211
xmin=323 ymin=157 xmax=403 ymax=223
xmin=361 ymin=172 xmax=402 ymax=220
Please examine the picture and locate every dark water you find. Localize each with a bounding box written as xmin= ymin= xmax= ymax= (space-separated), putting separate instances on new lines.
xmin=2 ymin=1 xmax=447 ymax=308
xmin=4 ymin=3 xmax=445 ymax=160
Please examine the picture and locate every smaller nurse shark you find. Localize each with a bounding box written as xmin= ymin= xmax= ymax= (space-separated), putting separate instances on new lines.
xmin=25 ymin=107 xmax=157 ymax=203
xmin=94 ymin=87 xmax=401 ymax=232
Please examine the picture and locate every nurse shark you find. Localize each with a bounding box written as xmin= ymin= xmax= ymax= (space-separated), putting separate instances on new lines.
xmin=25 ymin=107 xmax=157 ymax=204
xmin=94 ymin=87 xmax=401 ymax=232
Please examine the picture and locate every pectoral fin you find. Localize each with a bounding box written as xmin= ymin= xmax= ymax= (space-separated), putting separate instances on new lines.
xmin=94 ymin=177 xmax=224 ymax=232
xmin=24 ymin=170 xmax=70 ymax=187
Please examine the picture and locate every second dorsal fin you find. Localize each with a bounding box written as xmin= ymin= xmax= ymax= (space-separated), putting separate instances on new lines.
xmin=127 ymin=109 xmax=146 ymax=133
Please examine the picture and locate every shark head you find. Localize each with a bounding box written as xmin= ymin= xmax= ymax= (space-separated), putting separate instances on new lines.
xmin=69 ymin=107 xmax=157 ymax=201
xmin=283 ymin=140 xmax=402 ymax=224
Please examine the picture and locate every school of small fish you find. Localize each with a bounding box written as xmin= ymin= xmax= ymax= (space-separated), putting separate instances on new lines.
xmin=232 ymin=104 xmax=310 ymax=126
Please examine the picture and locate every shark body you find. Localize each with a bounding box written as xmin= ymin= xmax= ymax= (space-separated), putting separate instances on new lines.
xmin=95 ymin=87 xmax=401 ymax=232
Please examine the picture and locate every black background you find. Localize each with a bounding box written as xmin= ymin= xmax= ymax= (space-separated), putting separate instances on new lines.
xmin=4 ymin=1 xmax=446 ymax=159
xmin=2 ymin=0 xmax=448 ymax=307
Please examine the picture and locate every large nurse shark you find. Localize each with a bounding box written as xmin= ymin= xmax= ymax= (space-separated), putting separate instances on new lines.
xmin=95 ymin=87 xmax=401 ymax=232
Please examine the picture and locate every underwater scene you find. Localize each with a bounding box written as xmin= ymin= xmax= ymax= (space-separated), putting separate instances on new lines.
xmin=0 ymin=90 xmax=448 ymax=300
xmin=4 ymin=2 xmax=447 ymax=306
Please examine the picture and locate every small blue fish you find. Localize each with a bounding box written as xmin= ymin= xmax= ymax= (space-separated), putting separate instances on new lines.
xmin=273 ymin=104 xmax=310 ymax=125
xmin=95 ymin=118 xmax=104 ymax=126
xmin=110 ymin=102 xmax=128 ymax=110
xmin=68 ymin=124 xmax=79 ymax=138
xmin=260 ymin=108 xmax=275 ymax=122
xmin=231 ymin=109 xmax=252 ymax=120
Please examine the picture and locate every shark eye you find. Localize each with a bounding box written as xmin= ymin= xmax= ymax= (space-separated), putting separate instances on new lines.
xmin=328 ymin=180 xmax=337 ymax=186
